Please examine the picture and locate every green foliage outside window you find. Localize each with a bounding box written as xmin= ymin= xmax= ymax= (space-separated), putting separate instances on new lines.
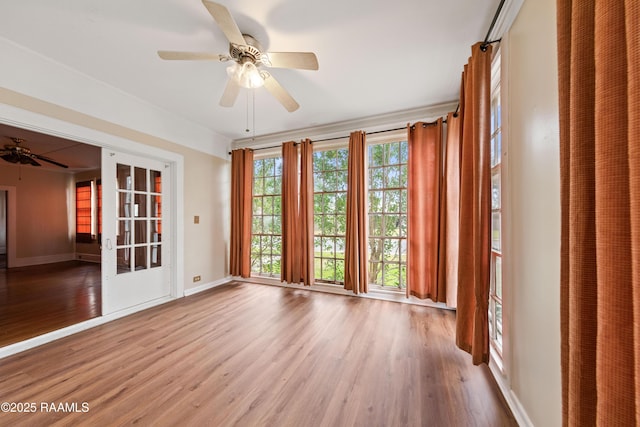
xmin=313 ymin=149 xmax=348 ymax=283
xmin=368 ymin=141 xmax=408 ymax=289
xmin=251 ymin=157 xmax=283 ymax=277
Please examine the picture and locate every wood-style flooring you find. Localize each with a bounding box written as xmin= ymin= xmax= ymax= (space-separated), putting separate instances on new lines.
xmin=0 ymin=261 xmax=101 ymax=347
xmin=0 ymin=282 xmax=516 ymax=426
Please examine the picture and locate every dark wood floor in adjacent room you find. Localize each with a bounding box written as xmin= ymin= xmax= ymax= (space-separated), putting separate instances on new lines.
xmin=0 ymin=282 xmax=516 ymax=426
xmin=0 ymin=261 xmax=101 ymax=347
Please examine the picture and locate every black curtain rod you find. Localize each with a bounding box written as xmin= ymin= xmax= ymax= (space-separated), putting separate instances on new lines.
xmin=312 ymin=119 xmax=449 ymax=144
xmin=481 ymin=0 xmax=505 ymax=51
xmin=228 ymin=118 xmax=450 ymax=154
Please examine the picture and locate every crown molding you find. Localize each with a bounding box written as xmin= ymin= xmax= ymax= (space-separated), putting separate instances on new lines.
xmin=232 ymin=101 xmax=457 ymax=150
xmin=489 ymin=0 xmax=525 ymax=41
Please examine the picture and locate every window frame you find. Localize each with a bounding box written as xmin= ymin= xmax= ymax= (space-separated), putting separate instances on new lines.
xmin=250 ymin=154 xmax=283 ymax=278
xmin=489 ymin=49 xmax=504 ymax=361
xmin=76 ymin=180 xmax=97 ymax=243
xmin=312 ymin=147 xmax=349 ymax=285
xmin=366 ymin=138 xmax=408 ymax=291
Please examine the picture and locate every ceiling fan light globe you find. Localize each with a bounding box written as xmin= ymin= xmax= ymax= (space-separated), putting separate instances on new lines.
xmin=227 ymin=62 xmax=264 ymax=89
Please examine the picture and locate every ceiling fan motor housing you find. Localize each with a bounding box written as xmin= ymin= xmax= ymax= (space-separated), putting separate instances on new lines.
xmin=230 ymin=35 xmax=263 ymax=65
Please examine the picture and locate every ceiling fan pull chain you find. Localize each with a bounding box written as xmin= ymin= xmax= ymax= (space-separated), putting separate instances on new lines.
xmin=245 ymin=90 xmax=250 ymax=133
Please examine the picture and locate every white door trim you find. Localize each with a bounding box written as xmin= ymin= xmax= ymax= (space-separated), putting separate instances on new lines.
xmin=0 ymin=185 xmax=16 ymax=268
xmin=0 ymin=102 xmax=185 ymax=304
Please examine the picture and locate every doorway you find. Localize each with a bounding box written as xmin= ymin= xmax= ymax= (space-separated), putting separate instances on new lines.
xmin=0 ymin=190 xmax=6 ymax=269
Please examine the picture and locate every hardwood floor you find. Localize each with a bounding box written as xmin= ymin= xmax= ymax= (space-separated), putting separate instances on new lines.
xmin=0 ymin=282 xmax=516 ymax=426
xmin=0 ymin=261 xmax=101 ymax=347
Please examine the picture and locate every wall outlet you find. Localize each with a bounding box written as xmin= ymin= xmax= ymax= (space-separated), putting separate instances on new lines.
xmin=194 ymin=215 xmax=200 ymax=224
xmin=193 ymin=275 xmax=201 ymax=282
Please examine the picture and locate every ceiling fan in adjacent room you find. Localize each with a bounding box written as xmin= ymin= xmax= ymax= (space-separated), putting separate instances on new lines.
xmin=158 ymin=0 xmax=319 ymax=112
xmin=0 ymin=137 xmax=69 ymax=168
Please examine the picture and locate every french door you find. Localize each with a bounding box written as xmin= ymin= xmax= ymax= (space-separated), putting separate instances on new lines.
xmin=101 ymin=149 xmax=171 ymax=314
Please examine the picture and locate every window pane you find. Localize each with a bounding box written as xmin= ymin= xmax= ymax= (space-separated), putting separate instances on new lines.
xmin=117 ymin=163 xmax=131 ymax=190
xmin=492 ymin=212 xmax=501 ymax=251
xmin=134 ymin=193 xmax=147 ymax=217
xmin=134 ymin=167 xmax=147 ymax=192
xmin=134 ymin=246 xmax=147 ymax=271
xmin=135 ymin=220 xmax=147 ymax=244
xmin=117 ymin=248 xmax=131 ymax=274
xmin=150 ymin=245 xmax=161 ymax=268
xmin=496 ymin=256 xmax=502 ymax=299
xmin=151 ymin=221 xmax=162 ymax=243
xmin=492 ymin=170 xmax=501 ymax=210
xmin=367 ymin=142 xmax=408 ymax=290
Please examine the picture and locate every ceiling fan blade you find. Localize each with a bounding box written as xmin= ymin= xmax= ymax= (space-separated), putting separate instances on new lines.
xmin=264 ymin=52 xmax=319 ymax=70
xmin=32 ymin=154 xmax=69 ymax=168
xmin=219 ymin=79 xmax=241 ymax=107
xmin=158 ymin=51 xmax=225 ymax=61
xmin=263 ymin=73 xmax=299 ymax=112
xmin=23 ymin=156 xmax=41 ymax=167
xmin=1 ymin=154 xmax=19 ymax=164
xmin=202 ymin=1 xmax=246 ymax=46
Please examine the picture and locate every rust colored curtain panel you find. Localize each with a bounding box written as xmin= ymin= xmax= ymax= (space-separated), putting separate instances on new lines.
xmin=406 ymin=119 xmax=444 ymax=301
xmin=443 ymin=112 xmax=461 ymax=308
xmin=455 ymin=42 xmax=492 ymax=365
xmin=299 ymin=139 xmax=315 ymax=286
xmin=281 ymin=141 xmax=301 ymax=283
xmin=344 ymin=131 xmax=367 ymax=294
xmin=558 ymin=1 xmax=640 ymax=425
xmin=230 ymin=148 xmax=254 ymax=278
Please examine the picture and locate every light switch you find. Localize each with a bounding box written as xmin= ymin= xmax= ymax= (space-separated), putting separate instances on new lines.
xmin=194 ymin=215 xmax=200 ymax=224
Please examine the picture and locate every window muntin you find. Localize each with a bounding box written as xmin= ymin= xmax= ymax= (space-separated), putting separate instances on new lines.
xmin=115 ymin=164 xmax=162 ymax=273
xmin=368 ymin=141 xmax=408 ymax=290
xmin=313 ymin=149 xmax=348 ymax=284
xmin=251 ymin=157 xmax=283 ymax=277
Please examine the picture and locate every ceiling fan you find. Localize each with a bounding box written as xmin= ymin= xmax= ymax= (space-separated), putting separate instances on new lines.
xmin=0 ymin=138 xmax=69 ymax=169
xmin=158 ymin=0 xmax=319 ymax=112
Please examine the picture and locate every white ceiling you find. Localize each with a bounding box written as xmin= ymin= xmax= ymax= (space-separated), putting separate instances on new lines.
xmin=0 ymin=0 xmax=499 ymax=144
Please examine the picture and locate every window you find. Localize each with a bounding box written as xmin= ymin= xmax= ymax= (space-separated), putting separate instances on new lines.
xmin=489 ymin=51 xmax=503 ymax=357
xmin=76 ymin=179 xmax=102 ymax=244
xmin=368 ymin=140 xmax=408 ymax=290
xmin=76 ymin=181 xmax=93 ymax=243
xmin=313 ymin=149 xmax=348 ymax=284
xmin=251 ymin=156 xmax=283 ymax=277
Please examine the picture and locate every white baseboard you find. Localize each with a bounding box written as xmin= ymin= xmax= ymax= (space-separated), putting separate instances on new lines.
xmin=0 ymin=296 xmax=174 ymax=360
xmin=237 ymin=276 xmax=454 ymax=310
xmin=183 ymin=276 xmax=233 ymax=296
xmin=76 ymin=253 xmax=101 ymax=263
xmin=489 ymin=360 xmax=534 ymax=427
xmin=11 ymin=253 xmax=75 ymax=268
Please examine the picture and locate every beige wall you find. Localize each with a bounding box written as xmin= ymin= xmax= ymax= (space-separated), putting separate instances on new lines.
xmin=183 ymin=152 xmax=230 ymax=287
xmin=503 ymin=0 xmax=561 ymax=425
xmin=0 ymin=164 xmax=74 ymax=261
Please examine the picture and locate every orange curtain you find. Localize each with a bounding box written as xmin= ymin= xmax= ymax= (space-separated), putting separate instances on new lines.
xmin=558 ymin=2 xmax=640 ymax=425
xmin=344 ymin=131 xmax=367 ymax=294
xmin=406 ymin=119 xmax=444 ymax=301
xmin=299 ymin=139 xmax=315 ymax=286
xmin=443 ymin=112 xmax=461 ymax=307
xmin=455 ymin=42 xmax=492 ymax=365
xmin=281 ymin=141 xmax=301 ymax=283
xmin=230 ymin=148 xmax=253 ymax=278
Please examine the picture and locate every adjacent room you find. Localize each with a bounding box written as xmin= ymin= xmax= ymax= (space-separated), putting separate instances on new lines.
xmin=0 ymin=123 xmax=102 ymax=347
xmin=1 ymin=0 xmax=637 ymax=426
